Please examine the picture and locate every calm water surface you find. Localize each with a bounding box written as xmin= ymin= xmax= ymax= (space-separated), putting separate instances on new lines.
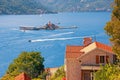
xmin=0 ymin=12 xmax=111 ymax=77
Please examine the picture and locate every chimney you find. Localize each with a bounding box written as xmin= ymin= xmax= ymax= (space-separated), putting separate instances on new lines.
xmin=83 ymin=37 xmax=92 ymax=46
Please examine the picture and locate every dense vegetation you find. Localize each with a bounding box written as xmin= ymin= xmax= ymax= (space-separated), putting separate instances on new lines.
xmin=1 ymin=51 xmax=44 ymax=80
xmin=50 ymin=66 xmax=65 ymax=80
xmin=0 ymin=0 xmax=113 ymax=14
xmin=95 ymin=0 xmax=120 ymax=79
xmin=0 ymin=0 xmax=53 ymax=15
xmin=105 ymin=0 xmax=120 ymax=59
xmin=94 ymin=64 xmax=120 ymax=80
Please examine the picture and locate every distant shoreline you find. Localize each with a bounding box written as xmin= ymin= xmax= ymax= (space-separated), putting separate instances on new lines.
xmin=0 ymin=11 xmax=112 ymax=15
xmin=0 ymin=12 xmax=58 ymax=15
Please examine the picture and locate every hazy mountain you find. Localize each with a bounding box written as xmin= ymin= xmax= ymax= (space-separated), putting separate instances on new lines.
xmin=0 ymin=0 xmax=54 ymax=14
xmin=0 ymin=0 xmax=113 ymax=14
xmin=38 ymin=0 xmax=113 ymax=12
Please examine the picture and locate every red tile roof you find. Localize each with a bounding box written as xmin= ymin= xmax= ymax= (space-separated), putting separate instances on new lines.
xmin=66 ymin=52 xmax=84 ymax=58
xmin=62 ymin=77 xmax=66 ymax=80
xmin=66 ymin=45 xmax=84 ymax=52
xmin=66 ymin=42 xmax=114 ymax=59
xmin=66 ymin=46 xmax=84 ymax=58
xmin=15 ymin=72 xmax=31 ymax=80
xmin=95 ymin=42 xmax=113 ymax=53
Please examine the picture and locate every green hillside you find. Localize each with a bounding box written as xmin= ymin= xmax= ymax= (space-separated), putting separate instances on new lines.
xmin=0 ymin=0 xmax=53 ymax=14
xmin=0 ymin=0 xmax=113 ymax=14
xmin=39 ymin=0 xmax=113 ymax=12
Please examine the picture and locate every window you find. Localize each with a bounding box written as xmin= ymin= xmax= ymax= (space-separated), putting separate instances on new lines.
xmin=96 ymin=55 xmax=109 ymax=64
xmin=83 ymin=72 xmax=91 ymax=80
xmin=100 ymin=56 xmax=105 ymax=63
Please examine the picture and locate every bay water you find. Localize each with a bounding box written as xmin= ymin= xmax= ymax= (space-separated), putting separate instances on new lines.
xmin=0 ymin=12 xmax=111 ymax=77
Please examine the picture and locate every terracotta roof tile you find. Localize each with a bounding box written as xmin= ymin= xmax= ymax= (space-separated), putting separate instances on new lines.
xmin=66 ymin=45 xmax=84 ymax=52
xmin=66 ymin=45 xmax=84 ymax=58
xmin=65 ymin=41 xmax=114 ymax=59
xmin=15 ymin=72 xmax=31 ymax=80
xmin=66 ymin=52 xmax=84 ymax=58
xmin=95 ymin=42 xmax=113 ymax=53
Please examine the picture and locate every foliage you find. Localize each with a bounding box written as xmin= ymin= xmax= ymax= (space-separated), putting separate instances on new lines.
xmin=1 ymin=74 xmax=14 ymax=80
xmin=50 ymin=66 xmax=65 ymax=80
xmin=104 ymin=0 xmax=120 ymax=59
xmin=2 ymin=51 xmax=44 ymax=79
xmin=95 ymin=0 xmax=120 ymax=80
xmin=94 ymin=64 xmax=120 ymax=80
xmin=32 ymin=71 xmax=47 ymax=80
xmin=32 ymin=78 xmax=42 ymax=80
xmin=38 ymin=71 xmax=48 ymax=80
xmin=32 ymin=79 xmax=42 ymax=80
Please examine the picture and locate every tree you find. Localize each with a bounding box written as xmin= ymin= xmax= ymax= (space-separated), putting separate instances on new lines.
xmin=94 ymin=0 xmax=120 ymax=80
xmin=2 ymin=51 xmax=44 ymax=79
xmin=50 ymin=66 xmax=65 ymax=80
xmin=94 ymin=64 xmax=120 ymax=80
xmin=1 ymin=74 xmax=14 ymax=80
xmin=104 ymin=0 xmax=120 ymax=59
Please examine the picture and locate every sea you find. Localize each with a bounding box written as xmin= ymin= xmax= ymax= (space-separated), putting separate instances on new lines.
xmin=0 ymin=12 xmax=111 ymax=77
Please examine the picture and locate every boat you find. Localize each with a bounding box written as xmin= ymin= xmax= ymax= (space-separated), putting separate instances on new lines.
xmin=20 ymin=21 xmax=77 ymax=31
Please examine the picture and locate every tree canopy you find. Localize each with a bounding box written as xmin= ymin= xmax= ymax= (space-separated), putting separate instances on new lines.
xmin=50 ymin=66 xmax=65 ymax=80
xmin=2 ymin=51 xmax=44 ymax=79
xmin=94 ymin=0 xmax=120 ymax=80
xmin=94 ymin=64 xmax=120 ymax=80
xmin=105 ymin=0 xmax=120 ymax=59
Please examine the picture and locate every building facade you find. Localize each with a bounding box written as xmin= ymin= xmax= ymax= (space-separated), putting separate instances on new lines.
xmin=65 ymin=37 xmax=116 ymax=80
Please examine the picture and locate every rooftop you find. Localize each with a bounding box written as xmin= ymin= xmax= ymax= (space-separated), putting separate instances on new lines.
xmin=95 ymin=42 xmax=113 ymax=53
xmin=15 ymin=72 xmax=31 ymax=80
xmin=66 ymin=39 xmax=113 ymax=59
xmin=66 ymin=46 xmax=84 ymax=58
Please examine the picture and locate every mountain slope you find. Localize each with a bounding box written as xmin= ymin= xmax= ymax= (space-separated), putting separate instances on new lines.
xmin=0 ymin=0 xmax=53 ymax=14
xmin=38 ymin=0 xmax=113 ymax=12
xmin=0 ymin=0 xmax=113 ymax=14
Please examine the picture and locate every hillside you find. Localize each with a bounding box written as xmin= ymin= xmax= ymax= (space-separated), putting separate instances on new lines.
xmin=0 ymin=0 xmax=53 ymax=15
xmin=38 ymin=0 xmax=113 ymax=12
xmin=0 ymin=0 xmax=113 ymax=14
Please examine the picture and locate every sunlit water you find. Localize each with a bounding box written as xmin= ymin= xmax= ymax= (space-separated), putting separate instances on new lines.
xmin=0 ymin=12 xmax=111 ymax=77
